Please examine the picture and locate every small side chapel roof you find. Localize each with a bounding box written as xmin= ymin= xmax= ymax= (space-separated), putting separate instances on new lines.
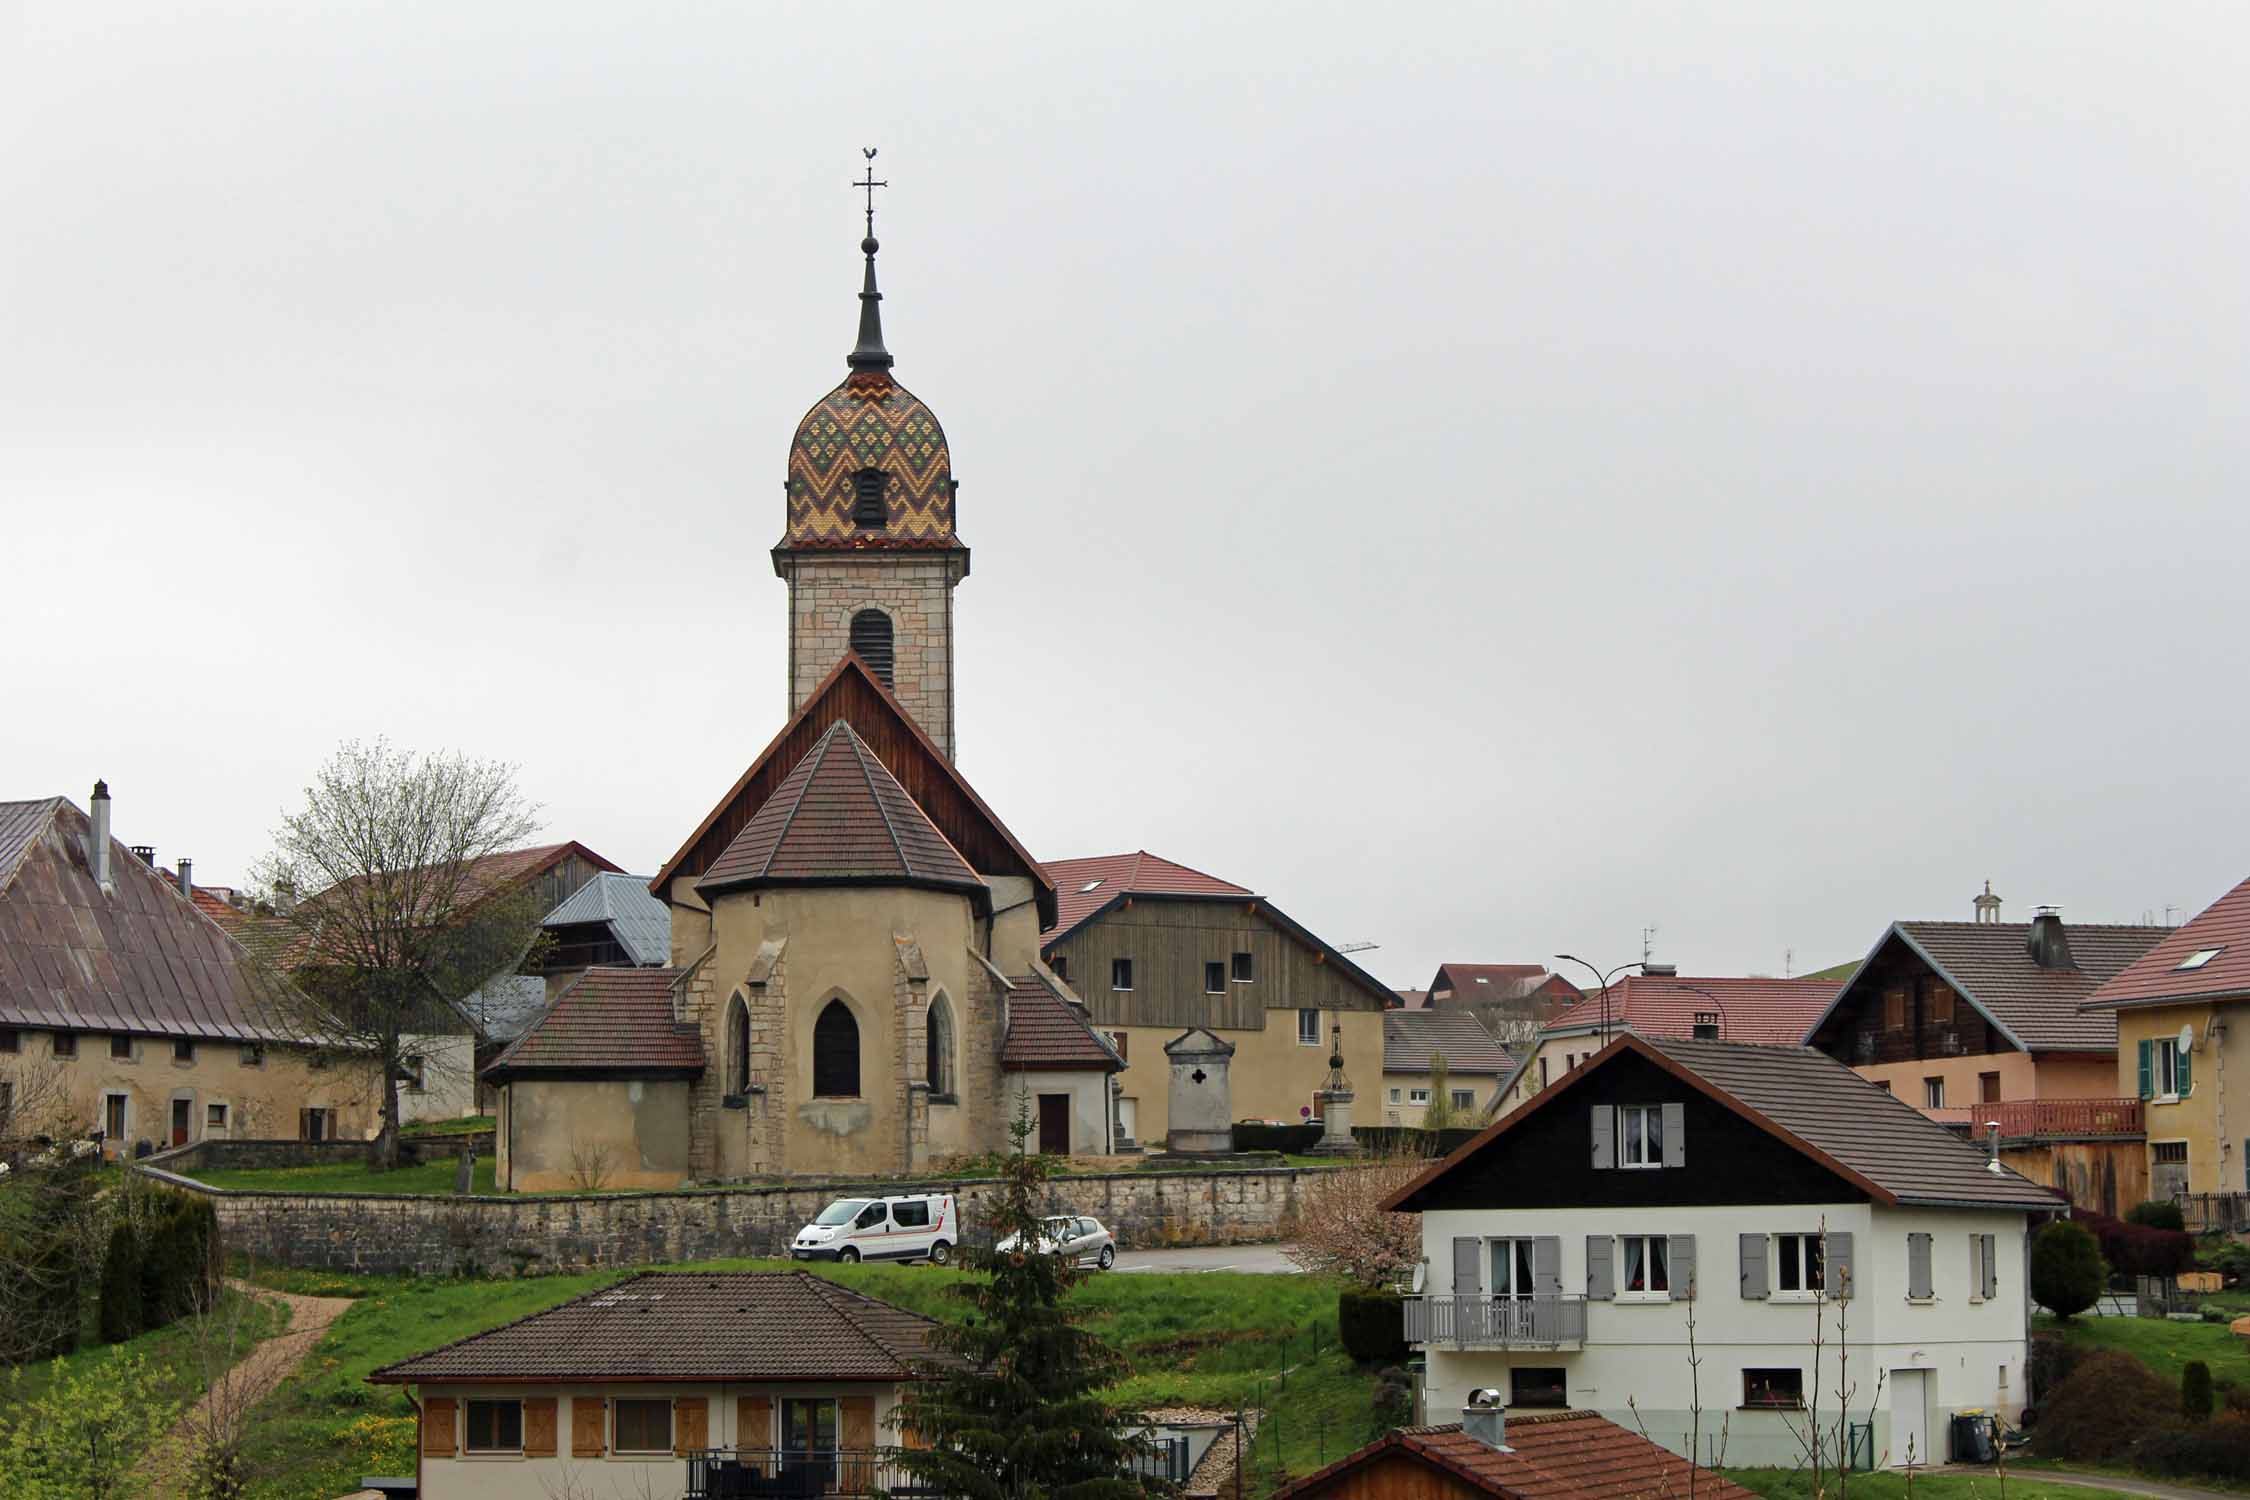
xmin=1000 ymin=970 xmax=1123 ymax=1072
xmin=482 ymin=967 xmax=700 ymax=1080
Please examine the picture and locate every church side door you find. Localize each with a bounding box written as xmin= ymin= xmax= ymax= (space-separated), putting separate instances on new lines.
xmin=1037 ymin=1094 xmax=1070 ymax=1156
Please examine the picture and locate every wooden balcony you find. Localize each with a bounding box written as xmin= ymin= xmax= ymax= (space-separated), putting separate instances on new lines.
xmin=1927 ymin=1097 xmax=2143 ymax=1141
xmin=1404 ymin=1293 xmax=1587 ymax=1350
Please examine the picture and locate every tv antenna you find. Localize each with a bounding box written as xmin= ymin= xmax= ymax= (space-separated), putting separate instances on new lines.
xmin=1338 ymin=941 xmax=1379 ymax=955
xmin=1641 ymin=925 xmax=1659 ymax=965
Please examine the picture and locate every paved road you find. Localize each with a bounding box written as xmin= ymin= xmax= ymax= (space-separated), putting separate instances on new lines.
xmin=1112 ymin=1242 xmax=1300 ymax=1274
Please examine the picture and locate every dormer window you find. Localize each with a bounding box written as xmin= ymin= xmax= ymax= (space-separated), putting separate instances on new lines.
xmin=851 ymin=468 xmax=887 ymax=530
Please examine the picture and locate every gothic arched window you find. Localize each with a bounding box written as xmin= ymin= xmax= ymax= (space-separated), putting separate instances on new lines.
xmin=813 ymin=999 xmax=860 ymax=1099
xmin=851 ymin=468 xmax=887 ymax=531
xmin=926 ymin=992 xmax=956 ymax=1100
xmin=726 ymin=991 xmax=752 ymax=1095
xmin=850 ymin=609 xmax=895 ymax=687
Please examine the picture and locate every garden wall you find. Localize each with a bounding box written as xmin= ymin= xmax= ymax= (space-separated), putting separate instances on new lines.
xmin=153 ymin=1133 xmax=497 ymax=1174
xmin=130 ymin=1161 xmax=1323 ymax=1277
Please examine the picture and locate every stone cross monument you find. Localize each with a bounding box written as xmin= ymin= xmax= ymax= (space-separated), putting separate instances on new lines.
xmin=1163 ymin=1027 xmax=1236 ymax=1155
xmin=1312 ymin=1023 xmax=1362 ymax=1155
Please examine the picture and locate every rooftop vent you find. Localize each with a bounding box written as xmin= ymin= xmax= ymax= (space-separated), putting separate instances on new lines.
xmin=1462 ymin=1389 xmax=1509 ymax=1451
xmin=2026 ymin=907 xmax=2077 ymax=972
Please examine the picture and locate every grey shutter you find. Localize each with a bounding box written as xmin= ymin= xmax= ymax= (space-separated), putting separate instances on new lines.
xmin=1452 ymin=1237 xmax=1481 ymax=1294
xmin=1981 ymin=1233 xmax=1999 ymax=1301
xmin=1586 ymin=1235 xmax=1614 ymax=1300
xmin=1739 ymin=1233 xmax=1769 ymax=1299
xmin=1670 ymin=1234 xmax=1697 ymax=1300
xmin=1533 ymin=1236 xmax=1562 ymax=1295
xmin=1907 ymin=1232 xmax=1931 ymax=1299
xmin=1827 ymin=1231 xmax=1854 ymax=1300
xmin=1591 ymin=1106 xmax=1615 ymax=1170
xmin=1967 ymin=1233 xmax=1984 ymax=1299
xmin=1661 ymin=1101 xmax=1686 ymax=1168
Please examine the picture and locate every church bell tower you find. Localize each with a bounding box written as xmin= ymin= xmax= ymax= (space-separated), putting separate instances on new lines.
xmin=773 ymin=150 xmax=968 ymax=759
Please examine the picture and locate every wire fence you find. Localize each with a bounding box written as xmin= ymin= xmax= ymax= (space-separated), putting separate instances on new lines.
xmin=1211 ymin=1319 xmax=1397 ymax=1495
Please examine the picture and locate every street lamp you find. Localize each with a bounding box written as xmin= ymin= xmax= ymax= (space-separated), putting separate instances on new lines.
xmin=1554 ymin=954 xmax=1646 ymax=1048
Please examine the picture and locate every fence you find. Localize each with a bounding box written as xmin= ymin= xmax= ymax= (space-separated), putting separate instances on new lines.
xmin=2178 ymin=1194 xmax=2250 ymax=1234
xmin=1929 ymin=1098 xmax=2143 ymax=1139
xmin=1402 ymin=1294 xmax=1588 ymax=1348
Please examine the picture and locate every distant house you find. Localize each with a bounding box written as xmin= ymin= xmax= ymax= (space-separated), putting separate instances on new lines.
xmin=0 ymin=785 xmax=375 ymax=1153
xmin=537 ymin=871 xmax=672 ymax=977
xmin=1496 ymin=974 xmax=1837 ymax=1115
xmin=1804 ymin=902 xmax=2167 ymax=1215
xmin=1274 ymin=1406 xmax=1760 ymax=1500
xmin=1383 ymin=1011 xmax=1513 ymax=1125
xmin=1425 ymin=963 xmax=1583 ymax=1021
xmin=370 ymin=1270 xmax=953 ymax=1500
xmin=1392 ymin=989 xmax=1431 ymax=1011
xmin=2081 ymin=874 xmax=2250 ymax=1204
xmin=1387 ymin=1034 xmax=2062 ymax=1468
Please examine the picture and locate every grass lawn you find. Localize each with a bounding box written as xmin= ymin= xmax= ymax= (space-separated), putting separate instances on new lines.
xmin=398 ymin=1114 xmax=494 ymax=1137
xmin=235 ymin=1258 xmax=1368 ymax=1500
xmin=190 ymin=1157 xmax=501 ymax=1195
xmin=1730 ymin=1469 xmax=2147 ymax=1500
xmin=2042 ymin=1312 xmax=2250 ymax=1385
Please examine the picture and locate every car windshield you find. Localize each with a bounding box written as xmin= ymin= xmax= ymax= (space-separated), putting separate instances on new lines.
xmin=814 ymin=1200 xmax=868 ymax=1227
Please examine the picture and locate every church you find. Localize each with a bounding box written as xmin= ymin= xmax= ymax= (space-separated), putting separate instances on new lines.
xmin=487 ymin=172 xmax=1390 ymax=1192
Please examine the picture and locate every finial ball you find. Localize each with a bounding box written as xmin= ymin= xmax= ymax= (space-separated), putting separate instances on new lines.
xmin=861 ymin=236 xmax=880 ymax=255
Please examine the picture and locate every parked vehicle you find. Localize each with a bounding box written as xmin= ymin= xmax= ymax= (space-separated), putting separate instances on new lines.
xmin=995 ymin=1214 xmax=1116 ymax=1270
xmin=791 ymin=1193 xmax=957 ymax=1265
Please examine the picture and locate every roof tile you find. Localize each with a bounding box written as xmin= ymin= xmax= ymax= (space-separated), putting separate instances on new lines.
xmin=484 ymin=967 xmax=701 ymax=1076
xmin=2084 ymin=878 xmax=2250 ymax=1011
xmin=1546 ymin=974 xmax=1839 ymax=1046
xmin=1275 ymin=1409 xmax=1764 ymax=1500
xmin=1039 ymin=852 xmax=1250 ymax=946
xmin=1001 ymin=972 xmax=1122 ymax=1071
xmin=1384 ymin=1010 xmax=1513 ymax=1076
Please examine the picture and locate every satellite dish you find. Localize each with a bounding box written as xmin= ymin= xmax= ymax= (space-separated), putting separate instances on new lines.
xmin=2182 ymin=1022 xmax=2198 ymax=1054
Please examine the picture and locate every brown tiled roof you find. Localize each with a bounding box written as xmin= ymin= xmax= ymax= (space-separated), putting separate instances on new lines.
xmin=1274 ymin=1409 xmax=1763 ymax=1500
xmin=1384 ymin=1010 xmax=1513 ymax=1075
xmin=1001 ymin=972 xmax=1123 ymax=1072
xmin=1544 ymin=974 xmax=1839 ymax=1046
xmin=1391 ymin=1034 xmax=2065 ymax=1213
xmin=1808 ymin=921 xmax=2165 ymax=1054
xmin=2084 ymin=877 xmax=2250 ymax=1011
xmin=369 ymin=1271 xmax=949 ymax=1384
xmin=1431 ymin=963 xmax=1548 ymax=997
xmin=698 ymin=721 xmax=984 ymax=901
xmin=1392 ymin=988 xmax=1430 ymax=1010
xmin=1039 ymin=851 xmax=1251 ymax=945
xmin=483 ymin=967 xmax=700 ymax=1078
xmin=0 ymin=795 xmax=327 ymax=1043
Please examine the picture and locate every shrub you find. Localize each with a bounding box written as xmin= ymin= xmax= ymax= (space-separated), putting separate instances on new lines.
xmin=2031 ymin=1220 xmax=2107 ymax=1318
xmin=2028 ymin=1329 xmax=2083 ymax=1400
xmin=2078 ymin=1210 xmax=2195 ymax=1279
xmin=2131 ymin=1200 xmax=2188 ymax=1232
xmin=1338 ymin=1288 xmax=1409 ymax=1365
xmin=2141 ymin=1414 xmax=2250 ymax=1483
xmin=136 ymin=1189 xmax=219 ymax=1332
xmin=2037 ymin=1349 xmax=2178 ymax=1462
xmin=2187 ymin=1361 xmax=2217 ymax=1420
xmin=1231 ymin=1123 xmax=1322 ymax=1154
xmin=99 ymin=1221 xmax=142 ymax=1344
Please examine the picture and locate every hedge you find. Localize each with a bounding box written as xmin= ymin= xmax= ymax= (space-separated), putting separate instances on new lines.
xmin=100 ymin=1220 xmax=144 ymax=1343
xmin=1349 ymin=1126 xmax=1482 ymax=1158
xmin=1338 ymin=1289 xmax=1409 ymax=1365
xmin=1231 ymin=1123 xmax=1323 ymax=1154
xmin=2078 ymin=1210 xmax=2195 ymax=1278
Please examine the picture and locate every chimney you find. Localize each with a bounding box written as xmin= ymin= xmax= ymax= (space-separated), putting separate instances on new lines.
xmin=177 ymin=858 xmax=193 ymax=897
xmin=2026 ymin=907 xmax=2076 ymax=971
xmin=1642 ymin=962 xmax=1678 ymax=978
xmin=1461 ymin=1391 xmax=1509 ymax=1451
xmin=1986 ymin=1120 xmax=2003 ymax=1171
xmin=272 ymin=878 xmax=297 ymax=917
xmin=90 ymin=780 xmax=113 ymax=891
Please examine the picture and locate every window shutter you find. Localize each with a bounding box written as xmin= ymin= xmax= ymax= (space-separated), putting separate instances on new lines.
xmin=523 ymin=1397 xmax=557 ymax=1457
xmin=841 ymin=1396 xmax=876 ymax=1451
xmin=1451 ymin=1237 xmax=1480 ymax=1294
xmin=1591 ymin=1106 xmax=1615 ymax=1170
xmin=1982 ymin=1233 xmax=1999 ymax=1301
xmin=1739 ymin=1233 xmax=1769 ymax=1299
xmin=1827 ymin=1231 xmax=1854 ymax=1300
xmin=737 ymin=1395 xmax=771 ymax=1451
xmin=2180 ymin=1044 xmax=2194 ymax=1097
xmin=2138 ymin=1040 xmax=2154 ymax=1100
xmin=1907 ymin=1232 xmax=1932 ymax=1299
xmin=1586 ymin=1235 xmax=1614 ymax=1299
xmin=1670 ymin=1234 xmax=1697 ymax=1299
xmin=1533 ymin=1236 xmax=1563 ymax=1295
xmin=422 ymin=1396 xmax=458 ymax=1457
xmin=1968 ymin=1233 xmax=1984 ymax=1300
xmin=673 ymin=1397 xmax=708 ymax=1456
xmin=570 ymin=1396 xmax=606 ymax=1458
xmin=1661 ymin=1102 xmax=1686 ymax=1168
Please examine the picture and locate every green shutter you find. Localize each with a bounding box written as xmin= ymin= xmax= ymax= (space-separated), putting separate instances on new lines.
xmin=2138 ymin=1039 xmax=2154 ymax=1100
xmin=2179 ymin=1043 xmax=2193 ymax=1098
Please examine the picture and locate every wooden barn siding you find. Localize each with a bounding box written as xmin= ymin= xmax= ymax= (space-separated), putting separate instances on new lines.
xmin=2006 ymin=1139 xmax=2146 ymax=1217
xmin=1812 ymin=952 xmax=2009 ymax=1066
xmin=1053 ymin=901 xmax=1384 ymax=1033
xmin=1298 ymin=1452 xmax=1484 ymax=1500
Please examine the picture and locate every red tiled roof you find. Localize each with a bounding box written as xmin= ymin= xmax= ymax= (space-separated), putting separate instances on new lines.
xmin=1000 ymin=972 xmax=1122 ymax=1071
xmin=483 ymin=967 xmax=700 ymax=1078
xmin=1274 ymin=1409 xmax=1763 ymax=1500
xmin=1432 ymin=962 xmax=1548 ymax=996
xmin=1544 ymin=974 xmax=1839 ymax=1046
xmin=189 ymin=887 xmax=247 ymax=931
xmin=1039 ymin=851 xmax=1252 ymax=945
xmin=2084 ymin=877 xmax=2250 ymax=1011
xmin=698 ymin=721 xmax=985 ymax=900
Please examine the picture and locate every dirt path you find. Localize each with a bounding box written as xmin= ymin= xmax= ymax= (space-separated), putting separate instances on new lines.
xmin=141 ymin=1281 xmax=357 ymax=1499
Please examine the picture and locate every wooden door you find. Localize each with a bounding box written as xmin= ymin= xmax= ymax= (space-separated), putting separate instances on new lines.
xmin=1037 ymin=1094 xmax=1070 ymax=1156
xmin=170 ymin=1098 xmax=191 ymax=1147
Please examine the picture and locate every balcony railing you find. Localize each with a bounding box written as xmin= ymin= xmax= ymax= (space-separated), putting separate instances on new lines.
xmin=684 ymin=1447 xmax=940 ymax=1500
xmin=1404 ymin=1293 xmax=1587 ymax=1349
xmin=1927 ymin=1097 xmax=2144 ymax=1140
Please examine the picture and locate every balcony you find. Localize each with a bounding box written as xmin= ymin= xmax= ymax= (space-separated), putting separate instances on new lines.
xmin=1403 ymin=1293 xmax=1587 ymax=1350
xmin=684 ymin=1447 xmax=940 ymax=1500
xmin=1927 ymin=1097 xmax=2144 ymax=1141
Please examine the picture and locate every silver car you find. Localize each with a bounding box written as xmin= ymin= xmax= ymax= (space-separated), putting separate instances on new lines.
xmin=995 ymin=1214 xmax=1116 ymax=1270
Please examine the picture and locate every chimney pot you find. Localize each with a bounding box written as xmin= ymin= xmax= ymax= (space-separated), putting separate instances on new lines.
xmin=2026 ymin=907 xmax=2076 ymax=971
xmin=272 ymin=878 xmax=297 ymax=917
xmin=1461 ymin=1394 xmax=1509 ymax=1451
xmin=90 ymin=781 xmax=114 ymax=891
xmin=177 ymin=858 xmax=192 ymax=897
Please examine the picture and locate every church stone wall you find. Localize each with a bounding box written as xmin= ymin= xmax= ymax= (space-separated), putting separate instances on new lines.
xmin=782 ymin=555 xmax=961 ymax=758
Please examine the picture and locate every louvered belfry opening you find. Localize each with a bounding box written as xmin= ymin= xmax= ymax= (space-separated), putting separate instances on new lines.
xmin=813 ymin=1000 xmax=861 ymax=1098
xmin=849 ymin=609 xmax=895 ymax=686
xmin=851 ymin=468 xmax=886 ymax=530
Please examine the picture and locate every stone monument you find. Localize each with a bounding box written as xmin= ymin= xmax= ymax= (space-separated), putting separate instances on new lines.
xmin=1311 ymin=1022 xmax=1362 ymax=1155
xmin=1163 ymin=1027 xmax=1236 ymax=1155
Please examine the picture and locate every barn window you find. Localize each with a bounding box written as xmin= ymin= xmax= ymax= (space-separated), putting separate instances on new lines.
xmin=726 ymin=991 xmax=752 ymax=1095
xmin=926 ymin=992 xmax=956 ymax=1100
xmin=814 ymin=1000 xmax=860 ymax=1098
xmin=850 ymin=609 xmax=895 ymax=686
xmin=851 ymin=468 xmax=887 ymax=530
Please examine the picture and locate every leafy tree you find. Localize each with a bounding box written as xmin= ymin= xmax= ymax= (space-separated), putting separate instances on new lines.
xmin=256 ymin=739 xmax=543 ymax=1169
xmin=1421 ymin=1053 xmax=1456 ymax=1131
xmin=0 ymin=1352 xmax=178 ymax=1500
xmin=2187 ymin=1361 xmax=2217 ymax=1420
xmin=891 ymin=1100 xmax=1162 ymax=1498
xmin=1284 ymin=1149 xmax=1431 ymax=1289
xmin=2130 ymin=1199 xmax=2188 ymax=1232
xmin=2030 ymin=1219 xmax=2107 ymax=1319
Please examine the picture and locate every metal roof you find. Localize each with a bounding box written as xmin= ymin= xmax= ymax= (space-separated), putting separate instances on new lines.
xmin=543 ymin=872 xmax=671 ymax=967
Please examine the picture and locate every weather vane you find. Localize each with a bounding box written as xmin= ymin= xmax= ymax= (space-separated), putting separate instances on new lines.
xmin=853 ymin=147 xmax=887 ymax=239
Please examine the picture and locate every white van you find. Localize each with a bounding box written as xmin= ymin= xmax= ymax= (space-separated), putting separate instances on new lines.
xmin=791 ymin=1193 xmax=958 ymax=1265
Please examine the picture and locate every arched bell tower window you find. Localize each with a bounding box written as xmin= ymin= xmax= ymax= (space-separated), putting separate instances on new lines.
xmin=813 ymin=999 xmax=861 ymax=1099
xmin=926 ymin=991 xmax=956 ymax=1101
xmin=851 ymin=468 xmax=887 ymax=531
xmin=850 ymin=609 xmax=895 ymax=687
xmin=726 ymin=991 xmax=752 ymax=1096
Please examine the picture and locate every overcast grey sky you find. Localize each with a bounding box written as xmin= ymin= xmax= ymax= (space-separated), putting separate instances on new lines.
xmin=6 ymin=1 xmax=2246 ymax=988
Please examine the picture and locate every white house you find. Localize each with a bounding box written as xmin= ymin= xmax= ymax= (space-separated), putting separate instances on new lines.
xmin=1385 ymin=1034 xmax=2063 ymax=1469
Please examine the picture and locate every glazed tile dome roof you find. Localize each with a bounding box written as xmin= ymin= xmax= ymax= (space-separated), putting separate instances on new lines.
xmin=783 ymin=369 xmax=958 ymax=549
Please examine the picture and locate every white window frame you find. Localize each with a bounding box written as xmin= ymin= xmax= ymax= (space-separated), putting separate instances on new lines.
xmin=1409 ymin=1087 xmax=1431 ymax=1105
xmin=2155 ymin=1038 xmax=2183 ymax=1100
xmin=1489 ymin=1237 xmax=1537 ymax=1298
xmin=1111 ymin=958 xmax=1133 ymax=993
xmin=1619 ymin=1104 xmax=1664 ymax=1169
xmin=1297 ymin=1009 xmax=1321 ymax=1046
xmin=1618 ymin=1233 xmax=1671 ymax=1300
xmin=1772 ymin=1232 xmax=1826 ymax=1299
xmin=1388 ymin=1087 xmax=1400 ymax=1103
xmin=205 ymin=1102 xmax=229 ymax=1135
xmin=1923 ymin=1076 xmax=1945 ymax=1109
xmin=1451 ymin=1088 xmax=1475 ymax=1112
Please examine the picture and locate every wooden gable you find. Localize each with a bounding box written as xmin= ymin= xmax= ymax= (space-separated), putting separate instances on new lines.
xmin=1806 ymin=931 xmax=2007 ymax=1068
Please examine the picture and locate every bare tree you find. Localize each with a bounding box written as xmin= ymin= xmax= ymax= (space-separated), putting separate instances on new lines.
xmin=1283 ymin=1150 xmax=1431 ymax=1287
xmin=256 ymin=738 xmax=543 ymax=1170
xmin=176 ymin=1275 xmax=271 ymax=1500
xmin=1420 ymin=1054 xmax=1457 ymax=1131
xmin=566 ymin=1136 xmax=615 ymax=1193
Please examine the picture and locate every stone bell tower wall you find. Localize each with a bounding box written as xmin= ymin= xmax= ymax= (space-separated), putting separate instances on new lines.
xmin=780 ymin=552 xmax=964 ymax=760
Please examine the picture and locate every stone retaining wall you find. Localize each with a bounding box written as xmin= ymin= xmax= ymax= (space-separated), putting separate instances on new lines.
xmin=152 ymin=1132 xmax=497 ymax=1174
xmin=132 ymin=1161 xmax=1324 ymax=1277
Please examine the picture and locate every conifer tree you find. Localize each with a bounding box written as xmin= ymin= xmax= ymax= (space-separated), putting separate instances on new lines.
xmin=891 ymin=1098 xmax=1165 ymax=1499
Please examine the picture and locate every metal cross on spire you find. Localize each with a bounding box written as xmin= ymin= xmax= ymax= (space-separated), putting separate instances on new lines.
xmin=853 ymin=147 xmax=887 ymax=238
xmin=846 ymin=147 xmax=894 ymax=372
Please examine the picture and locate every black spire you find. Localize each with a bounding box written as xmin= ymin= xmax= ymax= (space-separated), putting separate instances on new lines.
xmin=848 ymin=147 xmax=893 ymax=373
